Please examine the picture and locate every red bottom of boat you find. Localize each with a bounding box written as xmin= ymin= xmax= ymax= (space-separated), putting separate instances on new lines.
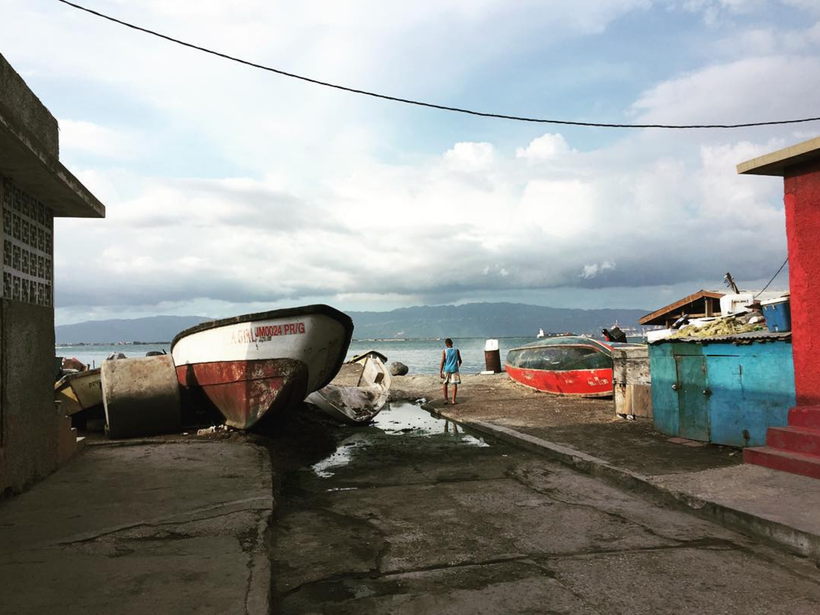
xmin=176 ymin=358 xmax=308 ymax=430
xmin=505 ymin=366 xmax=613 ymax=397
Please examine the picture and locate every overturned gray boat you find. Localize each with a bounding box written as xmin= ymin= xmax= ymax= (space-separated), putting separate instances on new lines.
xmin=306 ymin=351 xmax=391 ymax=425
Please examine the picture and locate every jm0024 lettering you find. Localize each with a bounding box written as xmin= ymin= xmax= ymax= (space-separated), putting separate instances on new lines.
xmin=230 ymin=322 xmax=307 ymax=344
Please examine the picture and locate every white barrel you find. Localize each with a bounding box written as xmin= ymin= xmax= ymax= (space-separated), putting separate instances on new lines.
xmin=484 ymin=339 xmax=501 ymax=373
xmin=102 ymin=355 xmax=182 ymax=439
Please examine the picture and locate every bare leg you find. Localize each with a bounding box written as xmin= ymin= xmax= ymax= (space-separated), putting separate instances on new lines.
xmin=442 ymin=383 xmax=449 ymax=404
xmin=451 ymin=384 xmax=458 ymax=405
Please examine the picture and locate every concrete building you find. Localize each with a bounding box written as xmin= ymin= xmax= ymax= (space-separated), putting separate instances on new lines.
xmin=0 ymin=53 xmax=105 ymax=495
xmin=738 ymin=136 xmax=820 ymax=479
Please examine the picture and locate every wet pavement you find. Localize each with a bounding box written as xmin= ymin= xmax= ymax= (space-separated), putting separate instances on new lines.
xmin=268 ymin=403 xmax=820 ymax=614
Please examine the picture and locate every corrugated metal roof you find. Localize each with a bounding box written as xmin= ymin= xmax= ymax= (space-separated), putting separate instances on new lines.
xmin=652 ymin=330 xmax=791 ymax=345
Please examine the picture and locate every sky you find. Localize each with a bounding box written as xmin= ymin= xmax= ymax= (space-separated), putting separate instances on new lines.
xmin=1 ymin=0 xmax=817 ymax=325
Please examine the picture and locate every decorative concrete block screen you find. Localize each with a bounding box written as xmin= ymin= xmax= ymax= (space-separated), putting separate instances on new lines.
xmin=1 ymin=178 xmax=53 ymax=306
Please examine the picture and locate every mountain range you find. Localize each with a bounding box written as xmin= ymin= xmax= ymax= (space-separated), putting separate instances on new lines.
xmin=55 ymin=303 xmax=649 ymax=344
xmin=348 ymin=303 xmax=648 ymax=338
xmin=55 ymin=315 xmax=210 ymax=345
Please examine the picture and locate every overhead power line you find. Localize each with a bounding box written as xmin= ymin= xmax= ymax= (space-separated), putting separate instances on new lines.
xmin=755 ymin=257 xmax=789 ymax=298
xmin=57 ymin=0 xmax=820 ymax=130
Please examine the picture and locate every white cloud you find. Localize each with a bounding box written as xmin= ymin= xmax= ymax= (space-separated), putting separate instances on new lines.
xmin=632 ymin=55 xmax=820 ymax=125
xmin=2 ymin=0 xmax=810 ymax=320
xmin=59 ymin=120 xmax=144 ymax=160
xmin=581 ymin=261 xmax=616 ymax=279
xmin=678 ymin=0 xmax=770 ymax=24
xmin=782 ymin=0 xmax=820 ymax=16
xmin=52 ymin=124 xmax=792 ymax=314
xmin=520 ymin=179 xmax=597 ymax=239
xmin=516 ymin=133 xmax=572 ymax=161
xmin=444 ymin=142 xmax=496 ymax=169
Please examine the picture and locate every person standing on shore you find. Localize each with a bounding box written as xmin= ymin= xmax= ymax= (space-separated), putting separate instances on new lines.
xmin=439 ymin=338 xmax=462 ymax=405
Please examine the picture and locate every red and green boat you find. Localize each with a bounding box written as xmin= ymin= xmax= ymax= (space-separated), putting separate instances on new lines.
xmin=505 ymin=336 xmax=617 ymax=397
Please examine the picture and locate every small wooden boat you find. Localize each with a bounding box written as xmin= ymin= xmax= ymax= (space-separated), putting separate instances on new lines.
xmin=171 ymin=305 xmax=353 ymax=430
xmin=54 ymin=368 xmax=103 ymax=416
xmin=306 ymin=351 xmax=392 ymax=425
xmin=505 ymin=336 xmax=619 ymax=397
xmin=347 ymin=350 xmax=388 ymax=364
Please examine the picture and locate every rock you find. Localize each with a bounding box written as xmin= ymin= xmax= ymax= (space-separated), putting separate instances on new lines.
xmin=61 ymin=356 xmax=87 ymax=372
xmin=390 ymin=361 xmax=409 ymax=376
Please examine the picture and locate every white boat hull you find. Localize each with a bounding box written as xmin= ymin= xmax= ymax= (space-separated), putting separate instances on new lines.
xmin=54 ymin=368 xmax=103 ymax=416
xmin=171 ymin=305 xmax=353 ymax=430
xmin=307 ymin=354 xmax=391 ymax=425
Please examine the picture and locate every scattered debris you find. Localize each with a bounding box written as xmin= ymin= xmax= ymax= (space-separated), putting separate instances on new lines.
xmin=669 ymin=312 xmax=766 ymax=339
xmin=61 ymin=356 xmax=88 ymax=372
xmin=196 ymin=425 xmax=231 ymax=436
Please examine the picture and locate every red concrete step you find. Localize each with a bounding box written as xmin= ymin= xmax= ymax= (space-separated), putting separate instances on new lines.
xmin=767 ymin=425 xmax=820 ymax=456
xmin=744 ymin=446 xmax=820 ymax=480
xmin=789 ymin=405 xmax=820 ymax=430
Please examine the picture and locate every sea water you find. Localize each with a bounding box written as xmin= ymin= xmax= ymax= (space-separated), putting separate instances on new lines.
xmin=56 ymin=337 xmax=536 ymax=374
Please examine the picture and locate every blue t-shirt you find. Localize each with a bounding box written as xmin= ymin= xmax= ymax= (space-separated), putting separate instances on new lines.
xmin=443 ymin=347 xmax=459 ymax=373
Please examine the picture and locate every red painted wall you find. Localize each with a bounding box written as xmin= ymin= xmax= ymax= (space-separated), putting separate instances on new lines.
xmin=784 ymin=159 xmax=820 ymax=406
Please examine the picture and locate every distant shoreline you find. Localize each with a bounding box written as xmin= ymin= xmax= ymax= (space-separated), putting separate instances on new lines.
xmin=56 ymin=341 xmax=171 ymax=347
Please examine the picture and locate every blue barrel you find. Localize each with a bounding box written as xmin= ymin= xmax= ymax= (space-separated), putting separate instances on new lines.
xmin=762 ymin=297 xmax=791 ymax=333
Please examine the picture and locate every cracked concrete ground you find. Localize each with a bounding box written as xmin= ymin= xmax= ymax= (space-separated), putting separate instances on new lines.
xmin=270 ymin=403 xmax=820 ymax=614
xmin=0 ymin=441 xmax=272 ymax=615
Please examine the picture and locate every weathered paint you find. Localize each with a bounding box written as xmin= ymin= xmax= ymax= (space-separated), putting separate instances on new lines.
xmin=306 ymin=355 xmax=392 ymax=424
xmin=177 ymin=358 xmax=308 ymax=430
xmin=53 ymin=368 xmax=102 ymax=416
xmin=171 ymin=305 xmax=353 ymax=430
xmin=505 ymin=365 xmax=613 ymax=397
xmin=675 ymin=353 xmax=709 ymax=441
xmin=171 ymin=305 xmax=353 ymax=395
xmin=612 ymin=345 xmax=652 ymax=418
xmin=649 ymin=340 xmax=796 ymax=447
xmin=785 ymin=159 xmax=820 ymax=406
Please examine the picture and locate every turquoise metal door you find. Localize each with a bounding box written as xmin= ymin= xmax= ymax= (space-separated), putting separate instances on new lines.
xmin=650 ymin=352 xmax=680 ymax=437
xmin=702 ymin=355 xmax=744 ymax=446
xmin=675 ymin=354 xmax=709 ymax=441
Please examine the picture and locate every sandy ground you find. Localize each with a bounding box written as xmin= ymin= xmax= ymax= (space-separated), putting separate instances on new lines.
xmin=391 ymin=372 xmax=616 ymax=427
xmin=389 ymin=372 xmax=742 ymax=476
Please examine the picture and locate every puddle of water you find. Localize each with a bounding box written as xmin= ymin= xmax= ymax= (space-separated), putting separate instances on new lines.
xmin=311 ymin=433 xmax=369 ymax=478
xmin=310 ymin=402 xmax=489 ymax=478
xmin=374 ymin=402 xmax=490 ymax=448
xmin=372 ymin=402 xmax=448 ymax=435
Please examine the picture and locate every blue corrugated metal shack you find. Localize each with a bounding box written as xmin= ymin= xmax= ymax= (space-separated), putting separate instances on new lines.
xmin=649 ymin=332 xmax=795 ymax=447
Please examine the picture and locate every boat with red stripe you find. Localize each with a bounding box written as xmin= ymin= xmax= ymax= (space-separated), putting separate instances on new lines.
xmin=171 ymin=304 xmax=353 ymax=430
xmin=505 ymin=336 xmax=622 ymax=397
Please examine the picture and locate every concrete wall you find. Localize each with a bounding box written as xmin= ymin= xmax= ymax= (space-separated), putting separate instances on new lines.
xmin=0 ymin=300 xmax=58 ymax=495
xmin=785 ymin=159 xmax=820 ymax=406
xmin=0 ymin=53 xmax=58 ymax=157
